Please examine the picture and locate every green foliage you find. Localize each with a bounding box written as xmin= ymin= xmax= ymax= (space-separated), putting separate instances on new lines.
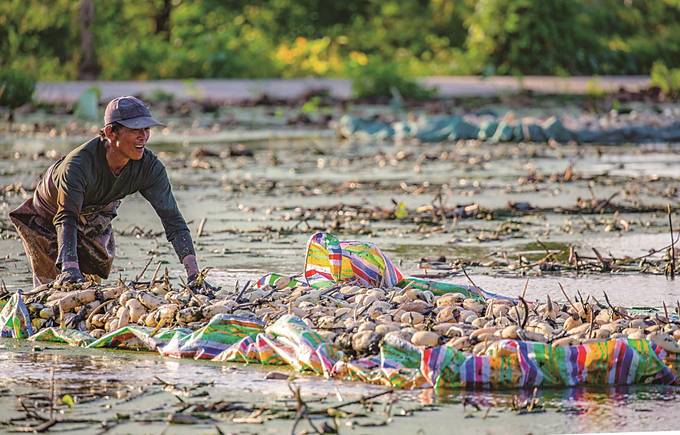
xmin=0 ymin=0 xmax=79 ymax=79
xmin=349 ymin=59 xmax=436 ymax=100
xmin=147 ymin=89 xmax=176 ymax=103
xmin=585 ymin=79 xmax=606 ymax=99
xmin=2 ymin=0 xmax=680 ymax=80
xmin=343 ymin=0 xmax=473 ymax=76
xmin=274 ymin=36 xmax=343 ymax=77
xmin=301 ymin=96 xmax=322 ymax=113
xmin=94 ymin=2 xmax=280 ymax=79
xmin=650 ymin=62 xmax=680 ymax=98
xmin=59 ymin=394 xmax=75 ymax=408
xmin=582 ymin=0 xmax=680 ymax=74
xmin=0 ymin=68 xmax=35 ymax=109
xmin=466 ymin=0 xmax=597 ymax=75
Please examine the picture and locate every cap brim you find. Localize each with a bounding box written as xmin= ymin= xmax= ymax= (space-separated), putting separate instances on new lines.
xmin=117 ymin=116 xmax=165 ymax=129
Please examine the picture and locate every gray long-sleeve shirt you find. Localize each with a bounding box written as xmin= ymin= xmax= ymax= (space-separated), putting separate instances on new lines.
xmin=34 ymin=137 xmax=195 ymax=266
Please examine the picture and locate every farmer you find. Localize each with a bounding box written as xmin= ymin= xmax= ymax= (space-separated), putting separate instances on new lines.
xmin=10 ymin=96 xmax=201 ymax=288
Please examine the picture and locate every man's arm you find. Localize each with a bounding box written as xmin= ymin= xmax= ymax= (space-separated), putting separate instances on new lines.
xmin=52 ymin=160 xmax=87 ymax=283
xmin=140 ymin=164 xmax=199 ymax=279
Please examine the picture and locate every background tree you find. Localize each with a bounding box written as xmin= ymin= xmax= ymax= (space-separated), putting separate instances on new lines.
xmin=2 ymin=0 xmax=680 ymax=81
xmin=465 ymin=0 xmax=597 ymax=75
xmin=0 ymin=68 xmax=35 ymax=127
xmin=154 ymin=0 xmax=175 ymax=41
xmin=0 ymin=0 xmax=79 ymax=79
xmin=78 ymin=0 xmax=99 ymax=80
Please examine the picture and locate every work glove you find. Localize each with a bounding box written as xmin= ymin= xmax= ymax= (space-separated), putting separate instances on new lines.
xmin=54 ymin=267 xmax=86 ymax=286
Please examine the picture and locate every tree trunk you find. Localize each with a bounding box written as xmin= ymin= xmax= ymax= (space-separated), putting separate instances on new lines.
xmin=78 ymin=0 xmax=99 ymax=80
xmin=155 ymin=0 xmax=174 ymax=41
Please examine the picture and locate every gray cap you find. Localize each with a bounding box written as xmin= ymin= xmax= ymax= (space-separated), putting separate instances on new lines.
xmin=104 ymin=96 xmax=164 ymax=129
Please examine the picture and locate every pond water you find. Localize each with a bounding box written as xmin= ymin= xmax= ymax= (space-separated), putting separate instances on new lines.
xmin=1 ymin=129 xmax=680 ymax=433
xmin=2 ymin=340 xmax=679 ymax=434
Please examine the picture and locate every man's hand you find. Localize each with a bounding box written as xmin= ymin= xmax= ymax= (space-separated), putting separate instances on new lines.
xmin=183 ymin=255 xmax=218 ymax=292
xmin=187 ymin=271 xmax=219 ymax=292
xmin=187 ymin=273 xmax=199 ymax=287
xmin=54 ymin=267 xmax=85 ymax=285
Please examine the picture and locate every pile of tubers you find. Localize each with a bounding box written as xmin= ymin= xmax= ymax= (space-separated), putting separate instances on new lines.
xmin=21 ymin=276 xmax=680 ymax=355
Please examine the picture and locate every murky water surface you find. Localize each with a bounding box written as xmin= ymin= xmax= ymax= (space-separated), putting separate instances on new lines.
xmin=2 ymin=128 xmax=680 ymax=433
xmin=1 ymin=340 xmax=679 ymax=434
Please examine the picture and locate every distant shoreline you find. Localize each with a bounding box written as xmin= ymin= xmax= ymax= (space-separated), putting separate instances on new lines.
xmin=35 ymin=76 xmax=651 ymax=104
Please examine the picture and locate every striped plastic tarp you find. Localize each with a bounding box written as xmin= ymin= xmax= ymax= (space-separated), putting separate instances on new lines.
xmin=5 ymin=232 xmax=679 ymax=389
xmin=14 ymin=303 xmax=680 ymax=389
xmin=255 ymin=232 xmax=488 ymax=301
xmin=87 ymin=326 xmax=190 ymax=351
xmin=304 ymin=232 xmax=403 ymax=288
xmin=212 ymin=334 xmax=288 ymax=365
xmin=0 ymin=292 xmax=32 ymax=338
xmin=28 ymin=327 xmax=95 ymax=346
xmin=159 ymin=314 xmax=264 ymax=359
xmin=418 ymin=337 xmax=677 ymax=388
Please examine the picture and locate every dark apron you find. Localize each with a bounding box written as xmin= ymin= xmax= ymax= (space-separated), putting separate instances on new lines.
xmin=9 ymin=195 xmax=120 ymax=287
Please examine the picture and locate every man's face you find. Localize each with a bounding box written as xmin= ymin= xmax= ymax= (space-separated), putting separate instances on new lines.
xmin=108 ymin=126 xmax=150 ymax=160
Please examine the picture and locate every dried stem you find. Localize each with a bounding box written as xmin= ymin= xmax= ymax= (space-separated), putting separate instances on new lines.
xmin=518 ymin=296 xmax=529 ymax=330
xmin=602 ymin=290 xmax=630 ymax=320
xmin=557 ymin=282 xmax=579 ymax=314
xmin=520 ymin=278 xmax=529 ymax=300
xmin=461 ymin=266 xmax=480 ymax=290
xmin=49 ymin=368 xmax=55 ymax=420
xmin=235 ymin=280 xmax=252 ymax=303
xmin=668 ymin=204 xmax=676 ymax=280
xmin=330 ymin=389 xmax=394 ymax=410
xmin=149 ymin=261 xmax=163 ymax=287
xmin=197 ymin=217 xmax=208 ymax=238
xmin=134 ymin=256 xmax=154 ymax=283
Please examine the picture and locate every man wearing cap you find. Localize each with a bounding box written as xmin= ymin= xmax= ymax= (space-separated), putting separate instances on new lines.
xmin=10 ymin=96 xmax=201 ymax=287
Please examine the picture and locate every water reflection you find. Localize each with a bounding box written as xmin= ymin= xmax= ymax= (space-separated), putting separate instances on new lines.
xmin=2 ymin=340 xmax=680 ymax=433
xmin=424 ymin=384 xmax=680 ymax=432
xmin=0 ymin=340 xmax=381 ymax=403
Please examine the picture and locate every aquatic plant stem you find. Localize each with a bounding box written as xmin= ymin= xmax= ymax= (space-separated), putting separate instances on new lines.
xmin=235 ymin=280 xmax=252 ymax=303
xmin=197 ymin=217 xmax=207 ymax=238
xmin=520 ymin=278 xmax=529 ymax=299
xmin=134 ymin=256 xmax=154 ymax=283
xmin=49 ymin=368 xmax=55 ymax=420
xmin=518 ymin=296 xmax=529 ymax=329
xmin=668 ymin=204 xmax=675 ymax=280
xmin=557 ymin=282 xmax=579 ymax=314
xmin=149 ymin=261 xmax=163 ymax=286
xmin=461 ymin=266 xmax=480 ymax=290
xmin=602 ymin=290 xmax=630 ymax=320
